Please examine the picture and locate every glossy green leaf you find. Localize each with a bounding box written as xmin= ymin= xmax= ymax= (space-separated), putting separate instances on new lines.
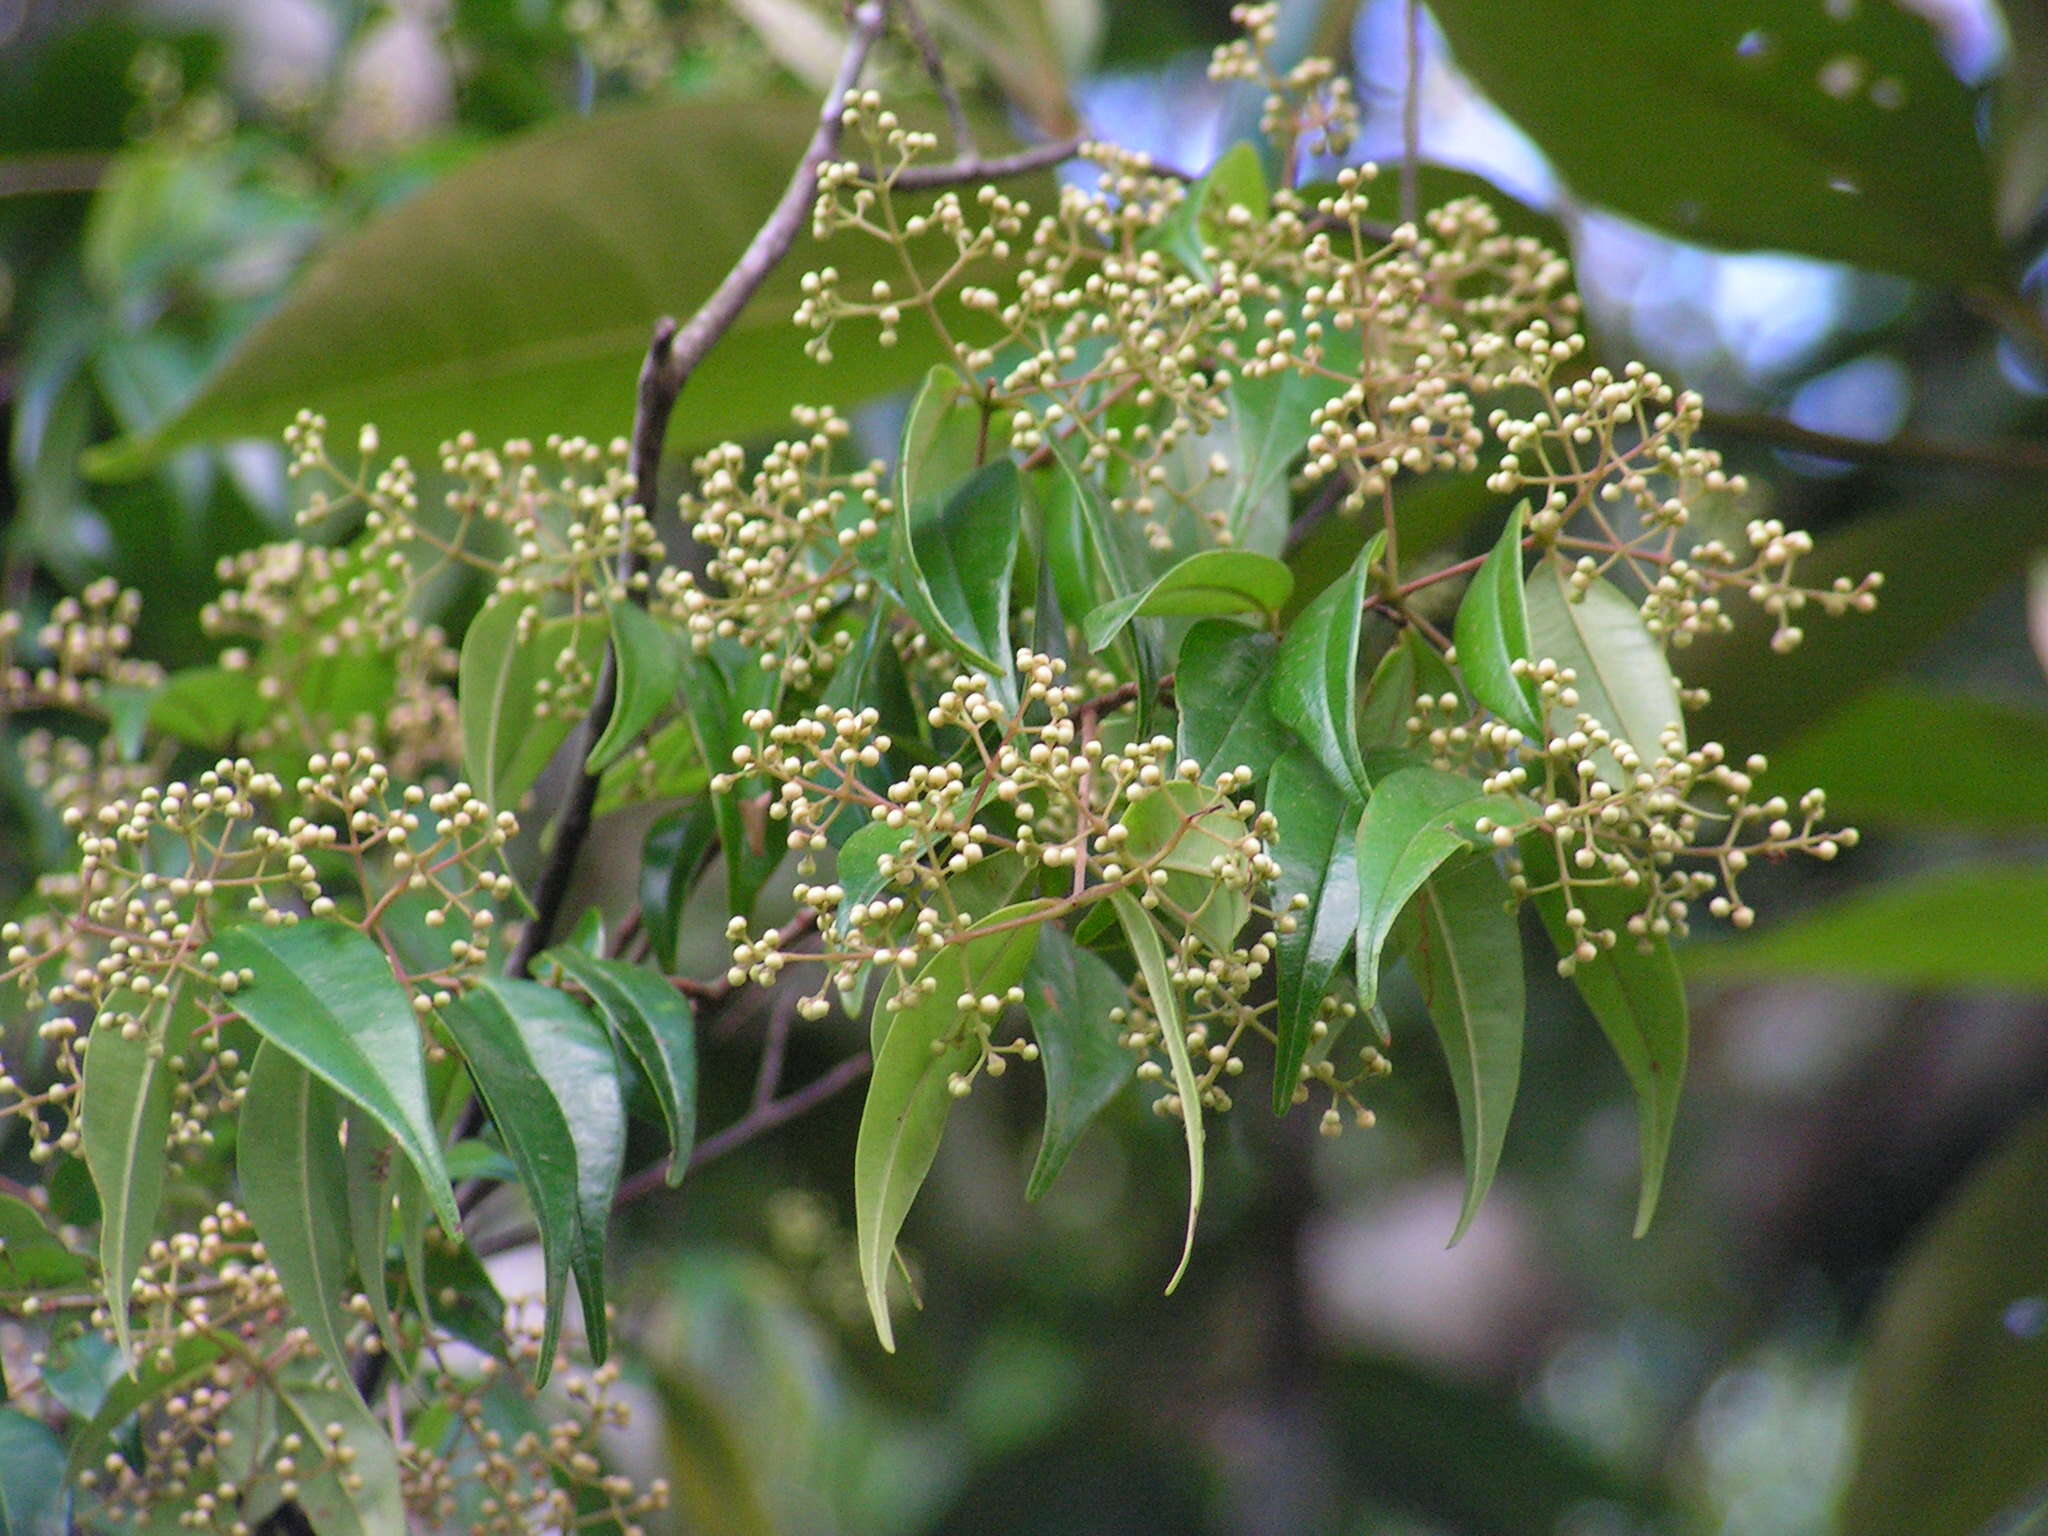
xmin=679 ymin=643 xmax=784 ymax=921
xmin=1272 ymin=531 xmax=1382 ymax=796
xmin=1427 ymin=0 xmax=2002 ymax=285
xmin=341 ymin=1113 xmax=405 ymax=1364
xmin=857 ymin=900 xmax=1049 ymax=1350
xmin=1524 ymin=557 xmax=1684 ymax=782
xmin=1355 ymin=765 xmax=1530 ymax=1008
xmin=0 ymin=1195 xmax=87 ymax=1293
xmin=1174 ymin=620 xmax=1289 ymax=782
xmin=1115 ymin=779 xmax=1251 ymax=957
xmin=1268 ymin=749 xmax=1364 ymax=1114
xmin=1082 ymin=549 xmax=1292 ymax=651
xmin=0 ymin=1410 xmax=65 ymax=1536
xmin=1357 ymin=633 xmax=1418 ymax=751
xmin=90 ymin=95 xmax=1012 ymax=475
xmin=1451 ymin=501 xmax=1541 ymax=736
xmin=36 ymin=1331 xmax=123 ymax=1422
xmin=544 ymin=948 xmax=697 ymax=1181
xmin=641 ymin=802 xmax=720 ymax=971
xmin=894 ymin=457 xmax=1022 ymax=687
xmin=214 ymin=920 xmax=461 ymax=1236
xmin=1023 ymin=927 xmax=1133 ymax=1200
xmin=1223 ymin=315 xmax=1360 ymax=556
xmin=78 ymin=997 xmax=174 ymax=1363
xmin=1111 ymin=890 xmax=1204 ymax=1292
xmin=1524 ymin=839 xmax=1687 ymax=1235
xmin=1840 ymin=1105 xmax=2048 ymax=1536
xmin=587 ymin=599 xmax=681 ymax=773
xmin=459 ymin=599 xmax=609 ymax=813
xmin=1412 ymin=855 xmax=1525 ymax=1245
xmin=239 ymin=1041 xmax=355 ymax=1385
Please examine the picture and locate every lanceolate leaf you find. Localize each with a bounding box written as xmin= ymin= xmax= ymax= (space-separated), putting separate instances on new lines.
xmin=1272 ymin=531 xmax=1382 ymax=796
xmin=1451 ymin=502 xmax=1541 ymax=737
xmin=1023 ymin=927 xmax=1134 ymax=1201
xmin=458 ymin=599 xmax=609 ymax=813
xmin=1411 ymin=856 xmax=1525 ymax=1245
xmin=1523 ymin=839 xmax=1687 ymax=1235
xmin=1268 ymin=748 xmax=1365 ymax=1113
xmin=265 ymin=1374 xmax=406 ymax=1536
xmin=78 ymin=993 xmax=177 ymax=1363
xmin=239 ymin=1042 xmax=356 ymax=1386
xmin=1174 ymin=620 xmax=1289 ymax=782
xmin=641 ymin=803 xmax=719 ymax=971
xmin=587 ymin=599 xmax=682 ymax=773
xmin=1115 ymin=780 xmax=1251 ymax=958
xmin=1524 ymin=558 xmax=1684 ymax=782
xmin=1111 ymin=890 xmax=1204 ymax=1293
xmin=856 ymin=900 xmax=1049 ymax=1350
xmin=341 ymin=1113 xmax=404 ymax=1364
xmin=1355 ymin=765 xmax=1532 ymax=1007
xmin=545 ymin=948 xmax=698 ymax=1181
xmin=214 ymin=921 xmax=461 ymax=1236
xmin=1082 ymin=549 xmax=1292 ymax=652
xmin=0 ymin=1409 xmax=66 ymax=1536
xmin=893 ymin=458 xmax=1022 ymax=690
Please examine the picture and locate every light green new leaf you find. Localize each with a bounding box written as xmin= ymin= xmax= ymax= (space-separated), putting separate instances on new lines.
xmin=1355 ymin=765 xmax=1532 ymax=1008
xmin=1839 ymin=1105 xmax=2048 ymax=1536
xmin=341 ymin=1112 xmax=404 ymax=1364
xmin=78 ymin=995 xmax=176 ymax=1363
xmin=214 ymin=921 xmax=461 ymax=1236
xmin=1268 ymin=748 xmax=1364 ymax=1114
xmin=588 ymin=599 xmax=682 ymax=773
xmin=856 ymin=900 xmax=1049 ymax=1350
xmin=1115 ymin=779 xmax=1252 ymax=958
xmin=1174 ymin=620 xmax=1289 ymax=783
xmin=545 ymin=948 xmax=697 ymax=1181
xmin=1524 ymin=557 xmax=1684 ymax=782
xmin=458 ymin=599 xmax=609 ymax=812
xmin=1023 ymin=927 xmax=1134 ymax=1201
xmin=239 ymin=1042 xmax=355 ymax=1386
xmin=1082 ymin=549 xmax=1292 ymax=652
xmin=1272 ymin=531 xmax=1382 ymax=796
xmin=1524 ymin=839 xmax=1687 ymax=1235
xmin=893 ymin=459 xmax=1022 ymax=690
xmin=1451 ymin=502 xmax=1541 ymax=736
xmin=0 ymin=1195 xmax=88 ymax=1293
xmin=0 ymin=1409 xmax=66 ymax=1536
xmin=1412 ymin=856 xmax=1525 ymax=1245
xmin=1111 ymin=891 xmax=1204 ymax=1292
xmin=1427 ymin=0 xmax=2001 ymax=286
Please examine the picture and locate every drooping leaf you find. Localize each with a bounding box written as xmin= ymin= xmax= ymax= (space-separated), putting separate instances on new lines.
xmin=1354 ymin=765 xmax=1531 ymax=1008
xmin=77 ymin=994 xmax=176 ymax=1363
xmin=341 ymin=1113 xmax=405 ymax=1364
xmin=894 ymin=459 xmax=1023 ymax=690
xmin=459 ymin=599 xmax=609 ymax=813
xmin=1840 ymin=1105 xmax=2048 ymax=1536
xmin=1082 ymin=549 xmax=1292 ymax=652
xmin=587 ymin=599 xmax=682 ymax=773
xmin=0 ymin=1195 xmax=88 ymax=1293
xmin=1272 ymin=531 xmax=1383 ymax=796
xmin=1411 ymin=855 xmax=1525 ymax=1245
xmin=1023 ymin=927 xmax=1134 ymax=1200
xmin=1426 ymin=0 xmax=2002 ymax=286
xmin=260 ymin=1373 xmax=407 ymax=1536
xmin=1523 ymin=839 xmax=1687 ymax=1235
xmin=856 ymin=900 xmax=1049 ymax=1350
xmin=1114 ymin=779 xmax=1251 ymax=957
xmin=1524 ymin=557 xmax=1684 ymax=783
xmin=544 ymin=948 xmax=698 ymax=1180
xmin=238 ymin=1041 xmax=356 ymax=1386
xmin=641 ymin=803 xmax=720 ymax=971
xmin=1174 ymin=620 xmax=1290 ymax=782
xmin=0 ymin=1410 xmax=66 ymax=1536
xmin=1267 ymin=748 xmax=1364 ymax=1113
xmin=214 ymin=920 xmax=461 ymax=1235
xmin=1110 ymin=890 xmax=1204 ymax=1292
xmin=1450 ymin=501 xmax=1541 ymax=737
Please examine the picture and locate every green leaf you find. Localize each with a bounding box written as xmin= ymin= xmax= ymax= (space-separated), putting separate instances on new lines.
xmin=238 ymin=1041 xmax=356 ymax=1386
xmin=214 ymin=920 xmax=461 ymax=1236
xmin=1840 ymin=1105 xmax=2048 ymax=1536
xmin=1272 ymin=531 xmax=1382 ymax=796
xmin=1686 ymin=863 xmax=2048 ymax=994
xmin=262 ymin=1374 xmax=406 ymax=1536
xmin=641 ymin=802 xmax=719 ymax=971
xmin=1524 ymin=557 xmax=1684 ymax=782
xmin=1268 ymin=749 xmax=1364 ymax=1114
xmin=1082 ymin=549 xmax=1292 ymax=651
xmin=1222 ymin=311 xmax=1358 ymax=555
xmin=89 ymin=95 xmax=1020 ymax=475
xmin=341 ymin=1113 xmax=405 ymax=1366
xmin=1523 ymin=839 xmax=1687 ymax=1235
xmin=544 ymin=949 xmax=697 ymax=1181
xmin=1450 ymin=501 xmax=1541 ymax=737
xmin=37 ymin=1333 xmax=123 ymax=1423
xmin=1426 ymin=0 xmax=2002 ymax=286
xmin=1142 ymin=140 xmax=1268 ymax=282
xmin=1114 ymin=779 xmax=1251 ymax=958
xmin=1110 ymin=890 xmax=1204 ymax=1293
xmin=0 ymin=1409 xmax=66 ymax=1536
xmin=1174 ymin=620 xmax=1290 ymax=783
xmin=679 ymin=644 xmax=783 ymax=921
xmin=0 ymin=1195 xmax=88 ymax=1293
xmin=1023 ymin=927 xmax=1133 ymax=1201
xmin=856 ymin=900 xmax=1049 ymax=1350
xmin=894 ymin=458 xmax=1022 ymax=687
xmin=458 ymin=599 xmax=609 ymax=813
xmin=1354 ymin=765 xmax=1530 ymax=1008
xmin=1411 ymin=855 xmax=1525 ymax=1245
xmin=587 ymin=599 xmax=682 ymax=773
xmin=78 ymin=996 xmax=175 ymax=1363
xmin=65 ymin=1332 xmax=226 ymax=1482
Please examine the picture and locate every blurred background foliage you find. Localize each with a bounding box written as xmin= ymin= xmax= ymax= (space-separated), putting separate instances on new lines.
xmin=5 ymin=0 xmax=2048 ymax=1531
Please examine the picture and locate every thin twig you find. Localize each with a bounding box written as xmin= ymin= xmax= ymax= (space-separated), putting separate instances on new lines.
xmin=883 ymin=136 xmax=1082 ymax=190
xmin=0 ymin=152 xmax=108 ymax=198
xmin=1702 ymin=409 xmax=2048 ymax=476
xmin=1400 ymin=0 xmax=1421 ymax=228
xmin=895 ymin=0 xmax=976 ymax=158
